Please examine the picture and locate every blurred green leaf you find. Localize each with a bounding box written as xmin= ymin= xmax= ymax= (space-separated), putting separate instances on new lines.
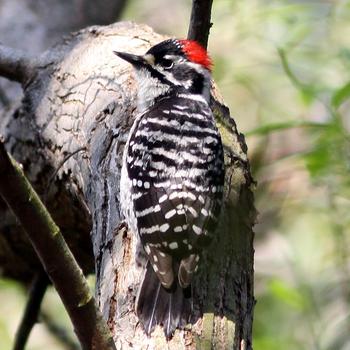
xmin=246 ymin=120 xmax=325 ymax=137
xmin=331 ymin=81 xmax=350 ymax=109
xmin=0 ymin=319 xmax=11 ymax=350
xmin=304 ymin=118 xmax=349 ymax=182
xmin=0 ymin=278 xmax=24 ymax=290
xmin=268 ymin=279 xmax=306 ymax=310
xmin=304 ymin=144 xmax=329 ymax=177
xmin=254 ymin=337 xmax=300 ymax=350
xmin=277 ymin=47 xmax=323 ymax=109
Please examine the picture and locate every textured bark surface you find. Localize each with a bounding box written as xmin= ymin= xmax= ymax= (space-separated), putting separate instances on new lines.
xmin=0 ymin=0 xmax=127 ymax=105
xmin=0 ymin=22 xmax=255 ymax=349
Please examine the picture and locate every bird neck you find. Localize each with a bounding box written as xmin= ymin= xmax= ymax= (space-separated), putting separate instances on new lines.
xmin=136 ymin=70 xmax=211 ymax=114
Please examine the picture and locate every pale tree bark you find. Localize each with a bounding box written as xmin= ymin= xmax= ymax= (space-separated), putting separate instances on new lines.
xmin=0 ymin=22 xmax=255 ymax=349
xmin=0 ymin=0 xmax=127 ymax=105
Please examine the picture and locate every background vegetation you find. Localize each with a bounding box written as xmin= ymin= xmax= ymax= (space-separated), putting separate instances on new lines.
xmin=0 ymin=0 xmax=349 ymax=349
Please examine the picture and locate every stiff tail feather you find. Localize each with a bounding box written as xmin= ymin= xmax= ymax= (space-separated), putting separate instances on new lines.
xmin=136 ymin=261 xmax=192 ymax=338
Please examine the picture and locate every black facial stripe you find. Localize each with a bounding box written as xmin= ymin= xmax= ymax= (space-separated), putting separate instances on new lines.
xmin=172 ymin=65 xmax=193 ymax=81
xmin=189 ymin=74 xmax=205 ymax=95
xmin=147 ymin=65 xmax=170 ymax=84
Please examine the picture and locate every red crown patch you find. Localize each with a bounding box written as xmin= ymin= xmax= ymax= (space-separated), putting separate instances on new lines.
xmin=178 ymin=40 xmax=212 ymax=71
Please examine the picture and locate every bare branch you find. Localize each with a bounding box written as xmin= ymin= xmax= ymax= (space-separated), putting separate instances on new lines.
xmin=41 ymin=311 xmax=80 ymax=350
xmin=0 ymin=140 xmax=116 ymax=350
xmin=187 ymin=0 xmax=213 ymax=49
xmin=13 ymin=270 xmax=49 ymax=350
xmin=0 ymin=44 xmax=37 ymax=84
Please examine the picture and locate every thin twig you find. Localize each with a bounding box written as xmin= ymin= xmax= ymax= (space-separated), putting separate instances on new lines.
xmin=13 ymin=270 xmax=49 ymax=350
xmin=0 ymin=139 xmax=116 ymax=350
xmin=41 ymin=311 xmax=80 ymax=350
xmin=187 ymin=0 xmax=213 ymax=49
xmin=0 ymin=44 xmax=37 ymax=84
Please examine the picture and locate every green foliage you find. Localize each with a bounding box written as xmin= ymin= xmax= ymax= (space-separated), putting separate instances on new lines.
xmin=332 ymin=81 xmax=350 ymax=109
xmin=268 ymin=279 xmax=306 ymax=311
xmin=245 ymin=120 xmax=325 ymax=137
xmin=209 ymin=0 xmax=350 ymax=349
xmin=304 ymin=118 xmax=349 ymax=183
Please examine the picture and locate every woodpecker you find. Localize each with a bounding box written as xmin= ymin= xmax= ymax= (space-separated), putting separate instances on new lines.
xmin=115 ymin=39 xmax=225 ymax=338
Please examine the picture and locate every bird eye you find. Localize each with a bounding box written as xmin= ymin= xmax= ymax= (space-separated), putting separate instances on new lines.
xmin=161 ymin=59 xmax=174 ymax=70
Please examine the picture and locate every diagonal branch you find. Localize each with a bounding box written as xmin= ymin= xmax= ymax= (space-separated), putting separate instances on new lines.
xmin=13 ymin=270 xmax=49 ymax=350
xmin=0 ymin=44 xmax=37 ymax=84
xmin=41 ymin=311 xmax=80 ymax=350
xmin=187 ymin=0 xmax=213 ymax=49
xmin=0 ymin=139 xmax=116 ymax=350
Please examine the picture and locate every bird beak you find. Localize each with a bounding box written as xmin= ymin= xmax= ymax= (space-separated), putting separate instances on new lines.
xmin=113 ymin=51 xmax=155 ymax=68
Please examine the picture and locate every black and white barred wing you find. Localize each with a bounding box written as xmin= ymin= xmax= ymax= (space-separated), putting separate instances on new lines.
xmin=125 ymin=96 xmax=224 ymax=288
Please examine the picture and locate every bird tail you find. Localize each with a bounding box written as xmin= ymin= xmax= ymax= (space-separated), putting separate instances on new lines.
xmin=136 ymin=261 xmax=192 ymax=338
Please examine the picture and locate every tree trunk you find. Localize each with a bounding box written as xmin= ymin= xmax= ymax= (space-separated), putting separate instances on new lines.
xmin=0 ymin=0 xmax=127 ymax=105
xmin=0 ymin=22 xmax=255 ymax=349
